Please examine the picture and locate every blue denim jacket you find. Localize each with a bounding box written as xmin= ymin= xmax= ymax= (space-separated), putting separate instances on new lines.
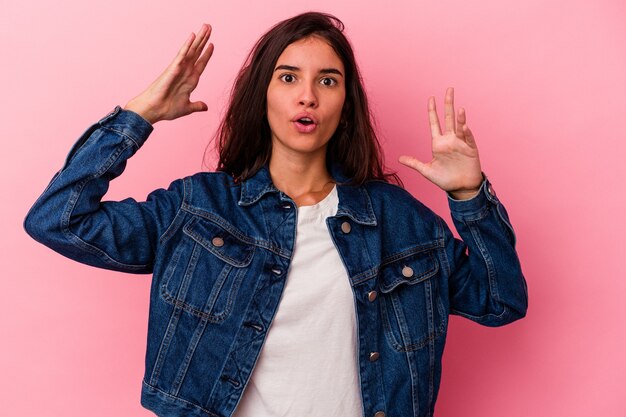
xmin=24 ymin=106 xmax=527 ymax=417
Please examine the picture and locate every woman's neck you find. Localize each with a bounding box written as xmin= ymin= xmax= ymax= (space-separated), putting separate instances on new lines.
xmin=268 ymin=153 xmax=335 ymax=207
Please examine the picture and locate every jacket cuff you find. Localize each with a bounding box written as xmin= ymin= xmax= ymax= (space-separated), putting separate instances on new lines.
xmin=97 ymin=105 xmax=154 ymax=148
xmin=447 ymin=173 xmax=500 ymax=218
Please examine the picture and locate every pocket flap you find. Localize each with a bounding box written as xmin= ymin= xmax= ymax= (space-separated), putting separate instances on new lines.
xmin=379 ymin=249 xmax=439 ymax=293
xmin=183 ymin=216 xmax=254 ymax=267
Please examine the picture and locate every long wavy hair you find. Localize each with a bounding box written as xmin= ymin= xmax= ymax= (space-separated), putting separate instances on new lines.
xmin=210 ymin=11 xmax=401 ymax=186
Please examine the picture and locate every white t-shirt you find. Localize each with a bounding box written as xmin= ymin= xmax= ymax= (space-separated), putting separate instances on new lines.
xmin=232 ymin=185 xmax=363 ymax=417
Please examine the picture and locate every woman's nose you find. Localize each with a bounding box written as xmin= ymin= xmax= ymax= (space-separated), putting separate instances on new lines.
xmin=298 ymin=83 xmax=318 ymax=107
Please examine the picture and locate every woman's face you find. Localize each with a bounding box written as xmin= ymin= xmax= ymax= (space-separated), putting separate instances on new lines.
xmin=266 ymin=36 xmax=346 ymax=161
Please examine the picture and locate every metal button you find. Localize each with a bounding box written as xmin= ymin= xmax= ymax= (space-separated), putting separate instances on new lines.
xmin=367 ymin=291 xmax=378 ymax=302
xmin=212 ymin=237 xmax=224 ymax=247
xmin=401 ymin=266 xmax=413 ymax=278
xmin=488 ymin=184 xmax=496 ymax=196
xmin=369 ymin=351 xmax=380 ymax=362
xmin=281 ymin=203 xmax=292 ymax=209
xmin=374 ymin=412 xmax=386 ymax=417
xmin=341 ymin=221 xmax=351 ymax=234
xmin=271 ymin=268 xmax=283 ymax=276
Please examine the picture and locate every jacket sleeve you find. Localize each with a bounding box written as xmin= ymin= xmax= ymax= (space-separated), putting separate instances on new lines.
xmin=441 ymin=175 xmax=528 ymax=326
xmin=23 ymin=105 xmax=185 ymax=274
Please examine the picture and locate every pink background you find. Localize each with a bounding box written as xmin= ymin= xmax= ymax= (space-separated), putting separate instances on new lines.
xmin=2 ymin=0 xmax=625 ymax=416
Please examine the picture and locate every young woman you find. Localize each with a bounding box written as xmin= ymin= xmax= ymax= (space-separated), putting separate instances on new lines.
xmin=24 ymin=11 xmax=527 ymax=417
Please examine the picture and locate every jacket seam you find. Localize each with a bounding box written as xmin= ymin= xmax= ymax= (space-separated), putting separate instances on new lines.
xmin=450 ymin=306 xmax=508 ymax=321
xmin=451 ymin=204 xmax=490 ymax=222
xmin=60 ymin=137 xmax=150 ymax=270
xmin=101 ymin=125 xmax=142 ymax=149
xmin=445 ymin=214 xmax=508 ymax=320
xmin=158 ymin=178 xmax=188 ymax=245
xmin=380 ymin=241 xmax=444 ymax=266
xmin=181 ymin=204 xmax=292 ymax=259
xmin=24 ymin=126 xmax=103 ymax=228
xmin=467 ymin=219 xmax=501 ymax=303
xmin=436 ymin=217 xmax=453 ymax=278
xmin=142 ymin=380 xmax=222 ymax=417
xmin=496 ymin=203 xmax=517 ymax=246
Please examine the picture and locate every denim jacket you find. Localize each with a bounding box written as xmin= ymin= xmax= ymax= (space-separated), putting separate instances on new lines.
xmin=24 ymin=106 xmax=527 ymax=417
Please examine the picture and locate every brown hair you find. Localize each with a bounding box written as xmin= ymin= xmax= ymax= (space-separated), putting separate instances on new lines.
xmin=210 ymin=11 xmax=401 ymax=186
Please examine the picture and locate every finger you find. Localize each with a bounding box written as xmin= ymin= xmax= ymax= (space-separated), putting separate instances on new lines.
xmin=398 ymin=155 xmax=429 ymax=177
xmin=444 ymin=87 xmax=455 ymax=134
xmin=192 ymin=27 xmax=213 ymax=65
xmin=189 ymin=24 xmax=211 ymax=59
xmin=428 ymin=96 xmax=442 ymax=138
xmin=195 ymin=43 xmax=215 ymax=75
xmin=173 ymin=32 xmax=195 ymax=66
xmin=189 ymin=24 xmax=208 ymax=53
xmin=189 ymin=100 xmax=208 ymax=113
xmin=190 ymin=25 xmax=212 ymax=62
xmin=456 ymin=107 xmax=466 ymax=140
xmin=462 ymin=124 xmax=477 ymax=148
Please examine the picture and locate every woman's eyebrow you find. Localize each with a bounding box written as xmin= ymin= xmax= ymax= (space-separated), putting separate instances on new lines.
xmin=274 ymin=65 xmax=344 ymax=77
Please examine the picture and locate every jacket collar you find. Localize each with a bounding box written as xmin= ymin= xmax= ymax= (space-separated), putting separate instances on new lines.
xmin=238 ymin=163 xmax=377 ymax=226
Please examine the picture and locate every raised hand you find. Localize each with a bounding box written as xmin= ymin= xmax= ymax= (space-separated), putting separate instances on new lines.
xmin=399 ymin=87 xmax=484 ymax=200
xmin=124 ymin=24 xmax=214 ymax=124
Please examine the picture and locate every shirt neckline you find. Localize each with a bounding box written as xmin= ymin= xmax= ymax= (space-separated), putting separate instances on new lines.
xmin=297 ymin=184 xmax=338 ymax=219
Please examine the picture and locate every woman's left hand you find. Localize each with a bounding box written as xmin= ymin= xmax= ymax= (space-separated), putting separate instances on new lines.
xmin=399 ymin=87 xmax=484 ymax=200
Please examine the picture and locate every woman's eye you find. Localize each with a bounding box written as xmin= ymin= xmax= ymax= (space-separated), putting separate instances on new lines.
xmin=280 ymin=74 xmax=295 ymax=83
xmin=321 ymin=77 xmax=337 ymax=86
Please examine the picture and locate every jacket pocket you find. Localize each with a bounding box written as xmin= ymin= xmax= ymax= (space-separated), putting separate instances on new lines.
xmin=159 ymin=215 xmax=255 ymax=322
xmin=378 ymin=248 xmax=447 ymax=351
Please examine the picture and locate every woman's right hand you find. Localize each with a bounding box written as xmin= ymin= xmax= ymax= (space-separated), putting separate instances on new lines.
xmin=124 ymin=24 xmax=214 ymax=125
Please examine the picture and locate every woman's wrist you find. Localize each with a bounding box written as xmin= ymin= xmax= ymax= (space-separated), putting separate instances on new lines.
xmin=123 ymin=99 xmax=160 ymax=125
xmin=448 ymin=188 xmax=480 ymax=200
xmin=447 ymin=173 xmax=485 ymax=200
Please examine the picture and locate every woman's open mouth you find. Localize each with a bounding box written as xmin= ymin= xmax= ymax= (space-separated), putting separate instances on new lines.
xmin=293 ymin=117 xmax=317 ymax=133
